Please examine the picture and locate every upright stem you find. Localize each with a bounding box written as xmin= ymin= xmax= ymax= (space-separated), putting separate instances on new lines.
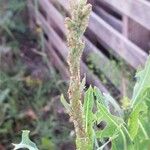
xmin=64 ymin=0 xmax=92 ymax=149
xmin=120 ymin=129 xmax=127 ymax=150
xmin=138 ymin=120 xmax=149 ymax=139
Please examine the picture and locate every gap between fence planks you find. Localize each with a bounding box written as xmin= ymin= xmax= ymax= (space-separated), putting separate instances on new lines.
xmin=98 ymin=0 xmax=150 ymax=30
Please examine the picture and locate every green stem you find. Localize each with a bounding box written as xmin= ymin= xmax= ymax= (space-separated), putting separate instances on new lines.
xmin=120 ymin=129 xmax=127 ymax=150
xmin=122 ymin=124 xmax=132 ymax=142
xmin=138 ymin=120 xmax=149 ymax=139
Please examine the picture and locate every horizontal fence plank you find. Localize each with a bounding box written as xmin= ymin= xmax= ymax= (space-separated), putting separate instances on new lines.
xmin=94 ymin=6 xmax=122 ymax=32
xmin=89 ymin=12 xmax=148 ymax=68
xmin=39 ymin=0 xmax=65 ymax=32
xmin=55 ymin=0 xmax=148 ymax=68
xmin=98 ymin=0 xmax=150 ymax=30
xmin=45 ymin=42 xmax=69 ymax=81
xmin=41 ymin=0 xmax=124 ymax=93
xmin=30 ymin=5 xmax=109 ymax=93
xmin=28 ymin=1 xmax=69 ymax=81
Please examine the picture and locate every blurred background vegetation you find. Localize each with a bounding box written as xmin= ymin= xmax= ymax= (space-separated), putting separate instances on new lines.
xmin=0 ymin=0 xmax=74 ymax=149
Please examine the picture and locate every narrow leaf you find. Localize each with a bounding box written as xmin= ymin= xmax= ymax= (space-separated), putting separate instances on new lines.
xmin=128 ymin=102 xmax=147 ymax=140
xmin=132 ymin=56 xmax=150 ymax=106
xmin=80 ymin=76 xmax=86 ymax=91
xmin=94 ymin=87 xmax=107 ymax=107
xmin=60 ymin=94 xmax=70 ymax=112
xmin=83 ymin=86 xmax=94 ymax=132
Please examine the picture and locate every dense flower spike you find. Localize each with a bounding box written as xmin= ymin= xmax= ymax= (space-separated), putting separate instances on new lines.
xmin=64 ymin=1 xmax=92 ymax=149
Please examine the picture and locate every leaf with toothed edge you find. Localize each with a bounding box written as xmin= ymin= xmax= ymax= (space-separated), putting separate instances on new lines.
xmin=83 ymin=86 xmax=95 ymax=133
xmin=83 ymin=86 xmax=95 ymax=149
xmin=94 ymin=88 xmax=124 ymax=139
xmin=60 ymin=94 xmax=71 ymax=112
xmin=128 ymin=56 xmax=150 ymax=140
xmin=12 ymin=130 xmax=39 ymax=150
xmin=131 ymin=56 xmax=150 ymax=107
xmin=128 ymin=102 xmax=147 ymax=141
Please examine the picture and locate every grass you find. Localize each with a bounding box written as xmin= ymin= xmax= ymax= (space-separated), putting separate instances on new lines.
xmin=0 ymin=43 xmax=72 ymax=149
xmin=0 ymin=0 xmax=72 ymax=149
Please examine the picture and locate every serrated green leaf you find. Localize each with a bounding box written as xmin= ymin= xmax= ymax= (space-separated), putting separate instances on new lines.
xmin=94 ymin=89 xmax=123 ymax=138
xmin=129 ymin=57 xmax=150 ymax=140
xmin=94 ymin=87 xmax=123 ymax=117
xmin=128 ymin=102 xmax=147 ymax=140
xmin=94 ymin=87 xmax=107 ymax=107
xmin=83 ymin=86 xmax=95 ymax=149
xmin=13 ymin=130 xmax=39 ymax=150
xmin=131 ymin=56 xmax=150 ymax=106
xmin=83 ymin=86 xmax=94 ymax=132
xmin=95 ymin=102 xmax=123 ymax=138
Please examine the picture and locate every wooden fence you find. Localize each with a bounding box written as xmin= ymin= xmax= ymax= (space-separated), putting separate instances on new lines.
xmin=28 ymin=0 xmax=150 ymax=99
